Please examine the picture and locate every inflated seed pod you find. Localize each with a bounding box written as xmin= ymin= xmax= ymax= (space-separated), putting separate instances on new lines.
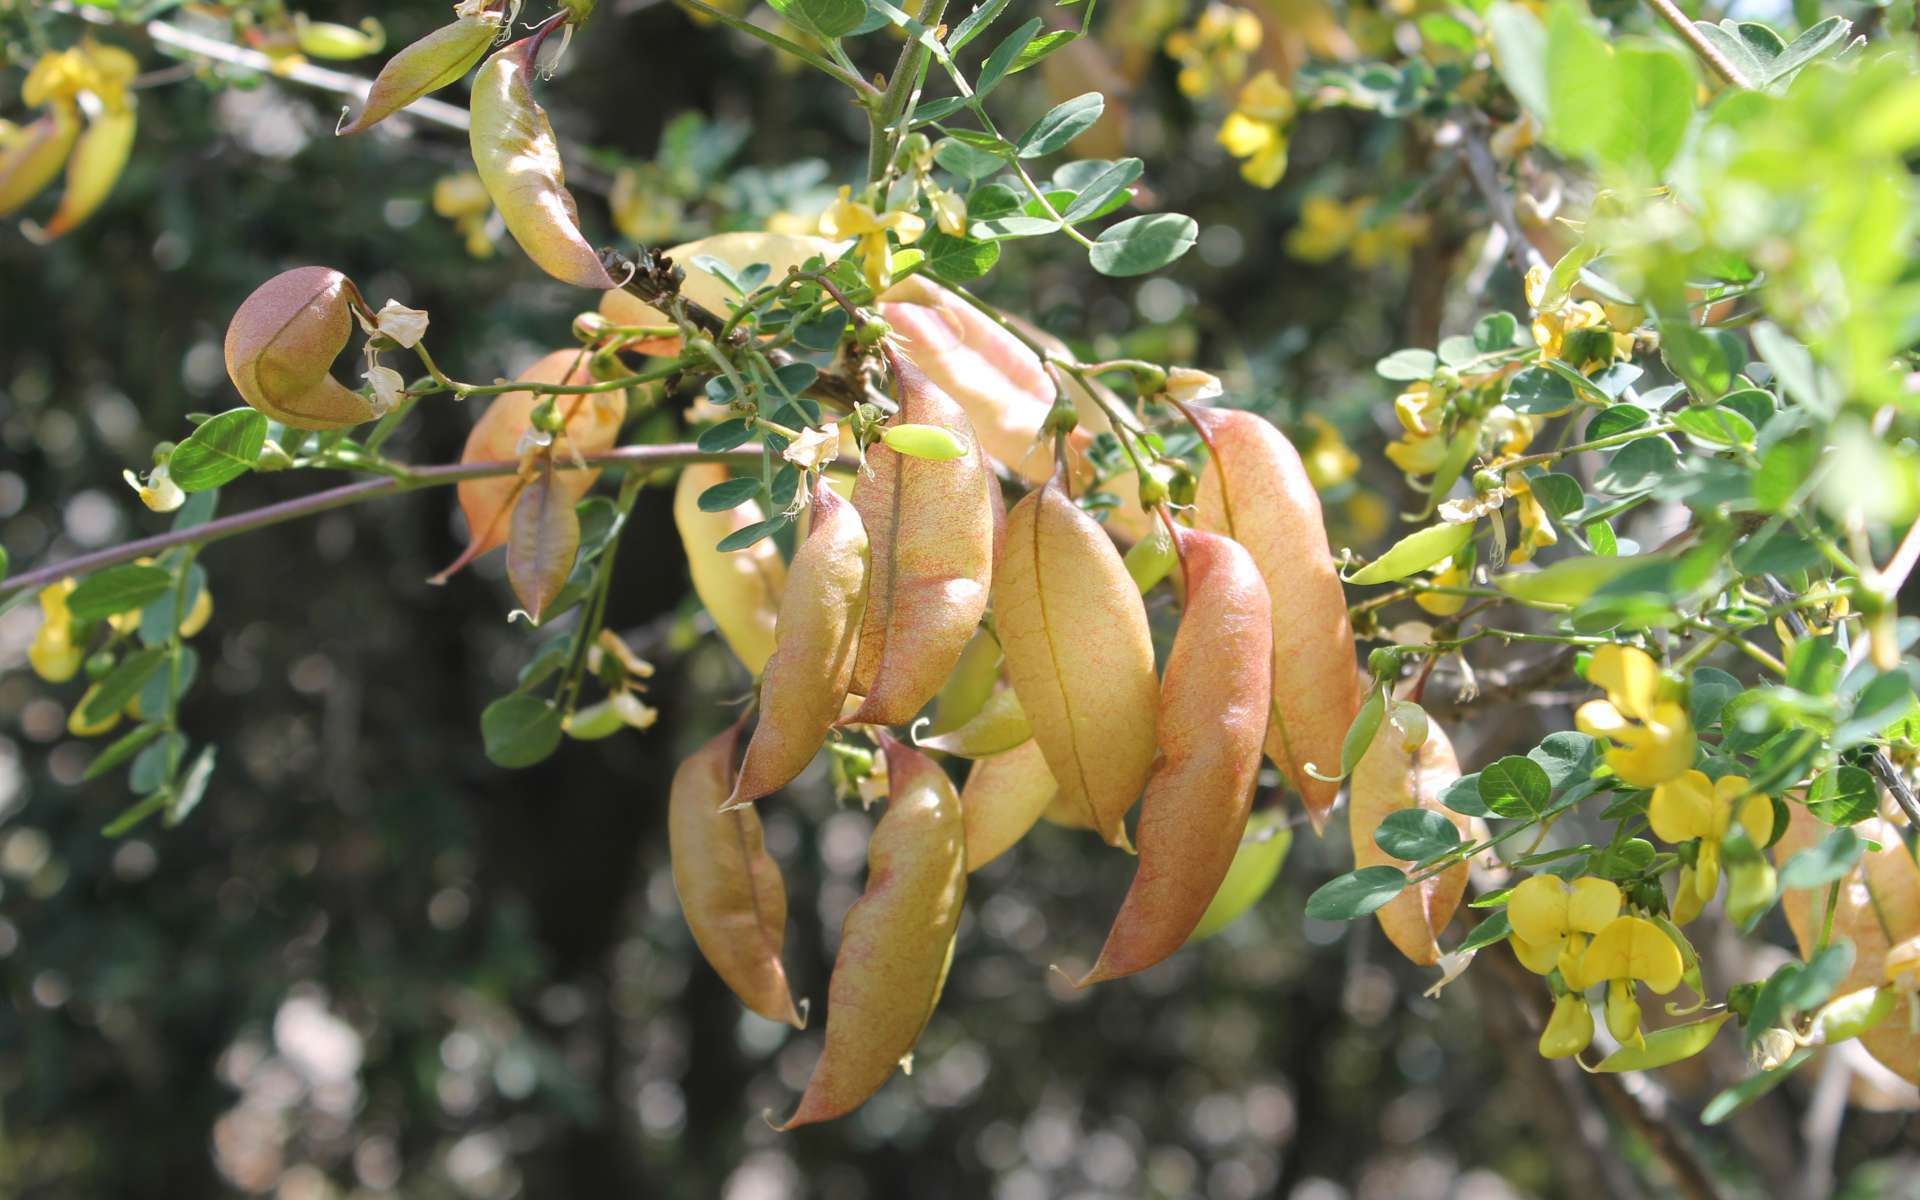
xmin=338 ymin=4 xmax=505 ymax=135
xmin=1774 ymin=808 xmax=1920 ymax=1086
xmin=960 ymin=737 xmax=1058 ymax=871
xmin=673 ymin=462 xmax=786 ymax=674
xmin=845 ymin=348 xmax=995 ymax=726
xmin=1076 ymin=527 xmax=1272 ymax=984
xmin=434 ymin=349 xmax=626 ymax=579
xmin=992 ymin=476 xmax=1158 ymax=851
xmin=223 ymin=266 xmax=380 ymax=430
xmin=469 ymin=34 xmax=615 ymax=289
xmin=668 ymin=720 xmax=805 ymax=1027
xmin=1348 ymin=700 xmax=1469 ymax=966
xmin=777 ymin=735 xmax=965 ymax=1128
xmin=0 ymin=102 xmax=79 ymax=219
xmin=729 ymin=479 xmax=870 ymax=807
xmin=504 ymin=458 xmax=578 ymax=623
xmin=1190 ymin=405 xmax=1359 ymax=829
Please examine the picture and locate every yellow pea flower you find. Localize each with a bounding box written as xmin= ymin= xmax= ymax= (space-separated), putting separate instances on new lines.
xmin=1648 ymin=770 xmax=1772 ymax=903
xmin=1286 ymin=193 xmax=1357 ymax=262
xmin=1299 ymin=415 xmax=1358 ymax=489
xmin=1165 ymin=3 xmax=1263 ymax=100
xmin=179 ymin=588 xmax=214 ymax=639
xmin=1575 ymin=645 xmax=1696 ymax=788
xmin=818 ymin=186 xmax=924 ymax=294
xmin=1393 ymin=381 xmax=1443 ymax=436
xmin=1505 ymin=472 xmax=1557 ymax=565
xmin=1349 ymin=210 xmax=1430 ymax=272
xmin=1384 ymin=430 xmax=1448 ymax=476
xmin=1508 ymin=874 xmax=1621 ymax=986
xmin=29 ymin=579 xmax=85 ymax=683
xmin=1217 ymin=71 xmax=1293 ymax=189
xmin=1415 ymin=562 xmax=1469 ymax=617
xmin=1539 ymin=992 xmax=1595 ymax=1059
xmin=1483 ymin=403 xmax=1540 ymax=457
xmin=1580 ymin=915 xmax=1684 ymax=1045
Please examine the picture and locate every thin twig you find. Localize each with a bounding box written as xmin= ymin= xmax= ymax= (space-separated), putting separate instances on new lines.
xmin=0 ymin=444 xmax=758 ymax=601
xmin=1459 ymin=114 xmax=1548 ymax=274
xmin=1643 ymin=0 xmax=1753 ymax=88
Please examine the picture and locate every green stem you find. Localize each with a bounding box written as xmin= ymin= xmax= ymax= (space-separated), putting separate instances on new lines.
xmin=678 ymin=0 xmax=879 ymax=95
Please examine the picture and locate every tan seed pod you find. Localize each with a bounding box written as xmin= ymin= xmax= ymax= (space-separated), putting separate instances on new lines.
xmin=729 ymin=478 xmax=870 ymax=807
xmin=992 ymin=476 xmax=1158 ymax=850
xmin=673 ymin=463 xmax=786 ymax=674
xmin=776 ymin=735 xmax=965 ymax=1128
xmin=1349 ymin=701 xmax=1469 ymax=967
xmin=668 ymin=720 xmax=805 ymax=1028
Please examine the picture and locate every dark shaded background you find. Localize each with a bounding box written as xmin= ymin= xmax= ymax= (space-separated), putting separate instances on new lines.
xmin=2 ymin=2 xmax=1916 ymax=1197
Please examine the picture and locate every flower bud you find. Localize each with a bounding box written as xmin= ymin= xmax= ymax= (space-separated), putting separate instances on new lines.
xmin=573 ymin=310 xmax=612 ymax=343
xmin=84 ymin=650 xmax=116 ymax=680
xmin=1539 ymin=993 xmax=1594 ymax=1059
xmin=855 ymin=317 xmax=891 ymax=346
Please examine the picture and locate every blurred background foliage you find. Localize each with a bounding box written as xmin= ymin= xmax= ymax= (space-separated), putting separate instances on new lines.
xmin=1 ymin=0 xmax=1916 ymax=1197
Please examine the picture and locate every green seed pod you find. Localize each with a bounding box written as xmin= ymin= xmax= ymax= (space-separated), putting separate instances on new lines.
xmin=879 ymin=422 xmax=969 ymax=461
xmin=1123 ymin=521 xmax=1178 ymax=595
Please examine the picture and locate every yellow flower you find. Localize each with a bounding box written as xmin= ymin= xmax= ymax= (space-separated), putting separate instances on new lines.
xmin=927 ymin=187 xmax=968 ymax=238
xmin=1393 ymin=381 xmax=1443 ymax=436
xmin=1649 ymin=771 xmax=1772 ymax=902
xmin=1539 ymin=992 xmax=1595 ymax=1059
xmin=1217 ymin=71 xmax=1292 ymax=189
xmin=1506 ymin=472 xmax=1557 ymax=565
xmin=1349 ymin=211 xmax=1430 ymax=272
xmin=433 ymin=172 xmax=497 ymax=259
xmin=1483 ymin=403 xmax=1540 ymax=457
xmin=819 ymin=186 xmax=924 ymax=294
xmin=1415 ymin=562 xmax=1469 ymax=616
xmin=1580 ymin=915 xmax=1684 ymax=1045
xmin=1385 ymin=431 xmax=1448 ymax=476
xmin=1165 ymin=3 xmax=1263 ymax=100
xmin=1524 ymin=264 xmax=1630 ymax=371
xmin=1508 ymin=874 xmax=1621 ymax=985
xmin=1887 ymin=936 xmax=1920 ymax=992
xmin=179 ymin=588 xmax=214 ymax=639
xmin=29 ymin=580 xmax=85 ymax=683
xmin=1286 ymin=194 xmax=1357 ymax=262
xmin=1299 ymin=415 xmax=1358 ymax=489
xmin=1575 ymin=645 xmax=1696 ymax=788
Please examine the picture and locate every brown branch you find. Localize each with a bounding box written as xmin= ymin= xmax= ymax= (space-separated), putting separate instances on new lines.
xmin=1643 ymin=0 xmax=1753 ymax=88
xmin=0 ymin=444 xmax=759 ymax=602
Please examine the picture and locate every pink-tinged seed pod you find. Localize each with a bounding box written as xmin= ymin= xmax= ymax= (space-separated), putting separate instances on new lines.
xmin=845 ymin=348 xmax=995 ymax=726
xmin=961 ymin=738 xmax=1058 ymax=871
xmin=992 ymin=476 xmax=1158 ymax=851
xmin=729 ymin=479 xmax=870 ymax=807
xmin=776 ymin=735 xmax=965 ymax=1128
xmin=504 ymin=458 xmax=579 ymax=624
xmin=339 ymin=7 xmax=504 ymax=135
xmin=1190 ymin=405 xmax=1359 ymax=829
xmin=0 ymin=103 xmax=80 ymax=219
xmin=223 ymin=266 xmax=380 ymax=430
xmin=469 ymin=35 xmax=615 ymax=290
xmin=1349 ymin=702 xmax=1469 ymax=966
xmin=435 ymin=350 xmax=626 ymax=580
xmin=668 ymin=721 xmax=805 ymax=1028
xmin=1076 ymin=527 xmax=1272 ymax=984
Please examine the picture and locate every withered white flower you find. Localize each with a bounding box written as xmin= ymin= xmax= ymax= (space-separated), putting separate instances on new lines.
xmin=364 ymin=364 xmax=407 ymax=414
xmin=1165 ymin=367 xmax=1224 ymax=404
xmin=124 ymin=465 xmax=185 ymax=513
xmin=781 ymin=423 xmax=840 ymax=473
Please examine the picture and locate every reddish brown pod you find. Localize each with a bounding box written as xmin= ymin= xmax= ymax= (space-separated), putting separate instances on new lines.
xmin=1349 ymin=702 xmax=1469 ymax=966
xmin=339 ymin=4 xmax=505 ymax=135
xmin=846 ymin=348 xmax=996 ymax=726
xmin=667 ymin=721 xmax=805 ymax=1028
xmin=992 ymin=476 xmax=1159 ymax=850
xmin=1077 ymin=527 xmax=1272 ymax=984
xmin=223 ymin=266 xmax=380 ymax=430
xmin=435 ymin=349 xmax=626 ymax=580
xmin=729 ymin=478 xmax=870 ymax=807
xmin=1190 ymin=406 xmax=1359 ymax=828
xmin=776 ymin=735 xmax=965 ymax=1128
